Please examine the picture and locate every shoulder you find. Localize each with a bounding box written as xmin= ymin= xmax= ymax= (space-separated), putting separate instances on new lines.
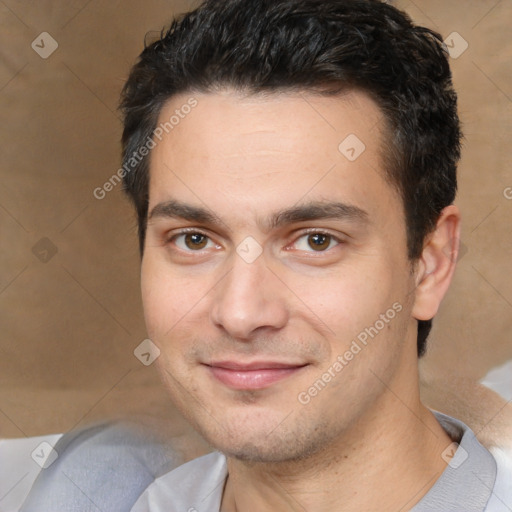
xmin=412 ymin=412 xmax=507 ymax=512
xmin=485 ymin=447 xmax=512 ymax=512
xmin=130 ymin=452 xmax=227 ymax=512
xmin=21 ymin=420 xmax=187 ymax=512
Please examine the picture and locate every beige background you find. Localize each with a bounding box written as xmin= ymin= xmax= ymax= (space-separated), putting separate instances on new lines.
xmin=1 ymin=0 xmax=511 ymax=441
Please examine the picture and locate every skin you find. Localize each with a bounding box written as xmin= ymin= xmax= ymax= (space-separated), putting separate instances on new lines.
xmin=141 ymin=89 xmax=461 ymax=511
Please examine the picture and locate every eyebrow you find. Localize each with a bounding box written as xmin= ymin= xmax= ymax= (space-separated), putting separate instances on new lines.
xmin=149 ymin=199 xmax=220 ymax=225
xmin=268 ymin=201 xmax=368 ymax=230
xmin=148 ymin=198 xmax=369 ymax=231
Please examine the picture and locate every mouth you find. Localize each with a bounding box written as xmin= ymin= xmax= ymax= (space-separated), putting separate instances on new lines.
xmin=203 ymin=360 xmax=309 ymax=390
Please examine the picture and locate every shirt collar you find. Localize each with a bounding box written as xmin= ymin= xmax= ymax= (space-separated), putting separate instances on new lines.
xmin=411 ymin=411 xmax=497 ymax=512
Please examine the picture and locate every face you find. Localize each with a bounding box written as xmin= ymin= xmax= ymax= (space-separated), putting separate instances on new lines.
xmin=141 ymin=89 xmax=420 ymax=463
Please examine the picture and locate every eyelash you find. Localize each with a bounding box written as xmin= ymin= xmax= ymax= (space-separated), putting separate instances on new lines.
xmin=166 ymin=228 xmax=218 ymax=252
xmin=165 ymin=228 xmax=344 ymax=255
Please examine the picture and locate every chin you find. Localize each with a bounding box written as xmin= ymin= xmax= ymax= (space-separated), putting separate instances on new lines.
xmin=197 ymin=416 xmax=333 ymax=465
xmin=222 ymin=436 xmax=331 ymax=465
xmin=219 ymin=439 xmax=307 ymax=464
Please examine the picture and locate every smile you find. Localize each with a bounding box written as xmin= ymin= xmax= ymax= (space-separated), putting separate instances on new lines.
xmin=204 ymin=361 xmax=308 ymax=390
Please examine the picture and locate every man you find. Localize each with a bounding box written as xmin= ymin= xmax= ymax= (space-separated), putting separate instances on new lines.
xmin=21 ymin=1 xmax=510 ymax=511
xmin=117 ymin=0 xmax=512 ymax=510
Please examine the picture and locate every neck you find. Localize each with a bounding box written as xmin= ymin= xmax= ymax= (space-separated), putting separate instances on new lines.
xmin=221 ymin=378 xmax=452 ymax=511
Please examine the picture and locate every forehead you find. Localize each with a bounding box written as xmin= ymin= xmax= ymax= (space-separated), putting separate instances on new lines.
xmin=147 ymin=89 xmax=399 ymax=227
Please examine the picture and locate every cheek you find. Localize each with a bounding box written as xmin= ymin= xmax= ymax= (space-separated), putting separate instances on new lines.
xmin=141 ymin=254 xmax=218 ymax=344
xmin=292 ymin=262 xmax=399 ymax=339
xmin=141 ymin=256 xmax=182 ymax=339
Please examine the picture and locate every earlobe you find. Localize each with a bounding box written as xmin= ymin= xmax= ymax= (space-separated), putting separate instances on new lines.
xmin=412 ymin=205 xmax=461 ymax=321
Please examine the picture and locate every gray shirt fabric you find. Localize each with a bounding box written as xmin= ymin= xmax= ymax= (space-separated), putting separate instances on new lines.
xmin=20 ymin=420 xmax=185 ymax=512
xmin=131 ymin=412 xmax=511 ymax=512
xmin=411 ymin=413 xmax=497 ymax=512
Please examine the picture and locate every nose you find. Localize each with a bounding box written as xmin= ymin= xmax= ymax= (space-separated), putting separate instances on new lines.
xmin=210 ymin=253 xmax=289 ymax=340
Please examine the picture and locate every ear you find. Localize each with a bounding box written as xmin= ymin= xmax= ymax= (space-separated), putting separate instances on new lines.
xmin=412 ymin=205 xmax=461 ymax=321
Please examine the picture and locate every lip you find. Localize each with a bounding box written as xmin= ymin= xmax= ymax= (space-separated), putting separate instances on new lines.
xmin=205 ymin=361 xmax=308 ymax=390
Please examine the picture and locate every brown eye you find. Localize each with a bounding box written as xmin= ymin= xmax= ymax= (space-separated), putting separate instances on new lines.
xmin=307 ymin=233 xmax=332 ymax=251
xmin=184 ymin=233 xmax=208 ymax=250
xmin=293 ymin=232 xmax=340 ymax=253
xmin=171 ymin=232 xmax=212 ymax=251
